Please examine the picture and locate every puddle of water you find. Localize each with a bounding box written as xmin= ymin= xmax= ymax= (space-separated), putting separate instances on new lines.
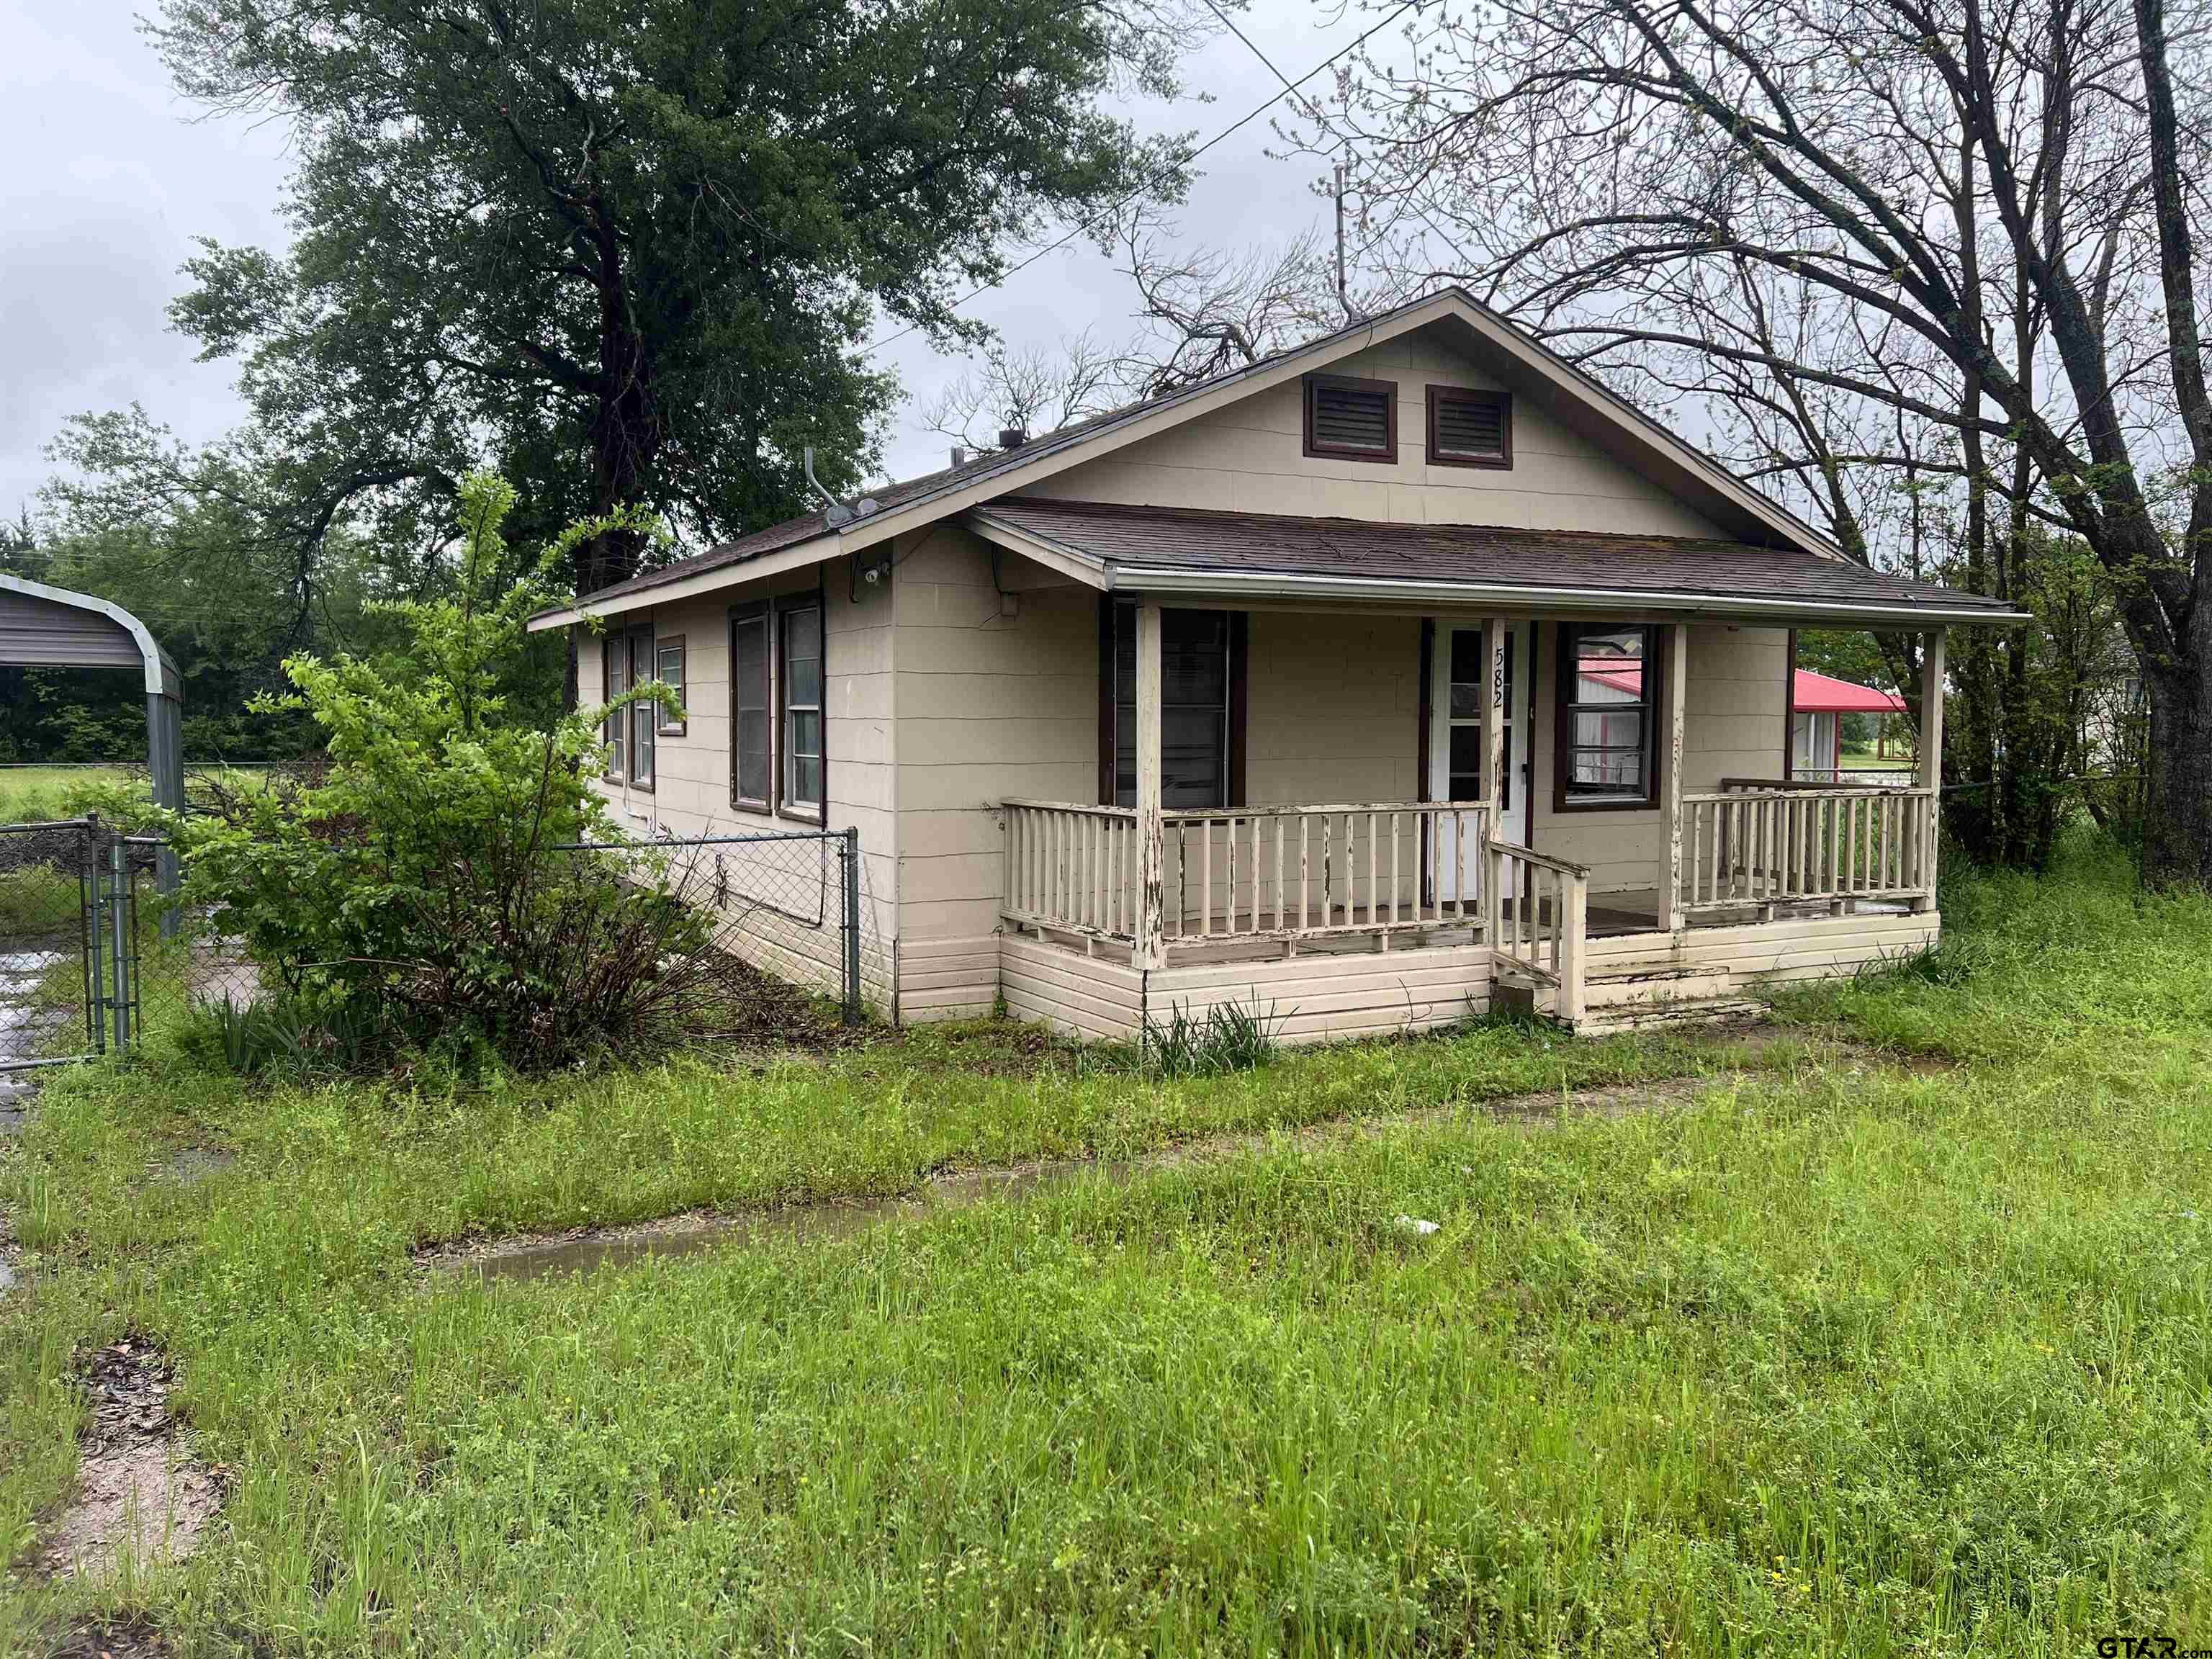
xmin=454 ymin=1158 xmax=1141 ymax=1284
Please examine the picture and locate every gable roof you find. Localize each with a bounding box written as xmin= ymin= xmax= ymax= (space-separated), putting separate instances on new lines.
xmin=964 ymin=498 xmax=2026 ymax=627
xmin=530 ymin=287 xmax=1849 ymax=629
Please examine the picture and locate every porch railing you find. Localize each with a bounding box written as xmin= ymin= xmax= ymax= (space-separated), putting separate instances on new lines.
xmin=1678 ymin=783 xmax=1936 ymax=914
xmin=1002 ymin=800 xmax=1141 ymax=944
xmin=1002 ymin=799 xmax=1492 ymax=951
xmin=1487 ymin=842 xmax=1590 ymax=1023
xmin=1161 ymin=801 xmax=1490 ymax=946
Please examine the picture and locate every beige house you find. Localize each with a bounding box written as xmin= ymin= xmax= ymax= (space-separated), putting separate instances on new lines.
xmin=529 ymin=290 xmax=2025 ymax=1041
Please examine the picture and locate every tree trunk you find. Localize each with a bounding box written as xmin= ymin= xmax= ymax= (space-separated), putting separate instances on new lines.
xmin=575 ymin=189 xmax=661 ymax=597
xmin=2143 ymin=634 xmax=2212 ymax=885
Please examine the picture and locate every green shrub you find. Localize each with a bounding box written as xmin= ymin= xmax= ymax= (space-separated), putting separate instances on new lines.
xmin=174 ymin=476 xmax=733 ymax=1069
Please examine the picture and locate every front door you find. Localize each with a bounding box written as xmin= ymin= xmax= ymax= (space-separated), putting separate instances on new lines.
xmin=1430 ymin=621 xmax=1532 ymax=901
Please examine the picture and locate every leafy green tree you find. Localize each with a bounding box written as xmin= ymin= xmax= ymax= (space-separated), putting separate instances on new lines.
xmin=180 ymin=475 xmax=721 ymax=1066
xmin=150 ymin=0 xmax=1205 ymax=592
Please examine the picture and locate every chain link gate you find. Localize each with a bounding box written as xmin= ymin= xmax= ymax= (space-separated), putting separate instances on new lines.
xmin=0 ymin=817 xmax=884 ymax=1074
xmin=0 ymin=817 xmax=134 ymax=1071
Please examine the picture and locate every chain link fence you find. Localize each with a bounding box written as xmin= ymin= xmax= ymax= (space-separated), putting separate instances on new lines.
xmin=552 ymin=827 xmax=888 ymax=1027
xmin=0 ymin=817 xmax=887 ymax=1071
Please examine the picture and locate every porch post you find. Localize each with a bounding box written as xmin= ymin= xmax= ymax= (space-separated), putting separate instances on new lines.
xmin=1480 ymin=616 xmax=1507 ymax=811
xmin=1914 ymin=627 xmax=1946 ymax=913
xmin=1133 ymin=598 xmax=1167 ymax=968
xmin=1657 ymin=621 xmax=1690 ymax=933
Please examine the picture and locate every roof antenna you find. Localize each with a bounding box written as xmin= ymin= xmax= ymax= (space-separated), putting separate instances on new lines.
xmin=1334 ymin=161 xmax=1356 ymax=323
xmin=804 ymin=446 xmax=879 ymax=528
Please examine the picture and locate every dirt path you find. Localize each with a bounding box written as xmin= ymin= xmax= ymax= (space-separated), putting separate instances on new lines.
xmin=421 ymin=1028 xmax=1938 ymax=1284
xmin=4 ymin=1075 xmax=226 ymax=1589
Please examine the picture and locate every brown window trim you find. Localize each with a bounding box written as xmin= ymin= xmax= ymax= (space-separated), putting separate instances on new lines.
xmin=1783 ymin=627 xmax=1798 ymax=781
xmin=1302 ymin=372 xmax=1398 ymax=464
xmin=775 ymin=589 xmax=827 ymax=825
xmin=1551 ymin=621 xmax=1663 ymax=814
xmin=1097 ymin=600 xmax=1247 ymax=809
xmin=1096 ymin=596 xmax=1117 ymax=807
xmin=625 ymin=623 xmax=657 ymax=795
xmin=600 ymin=629 xmax=623 ymax=785
xmin=1425 ymin=385 xmax=1513 ymax=469
xmin=654 ymin=633 xmax=688 ymax=737
xmin=729 ymin=602 xmax=773 ymax=817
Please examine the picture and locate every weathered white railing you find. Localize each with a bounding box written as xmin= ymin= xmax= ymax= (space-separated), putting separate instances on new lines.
xmin=1486 ymin=842 xmax=1589 ymax=1023
xmin=1159 ymin=801 xmax=1490 ymax=947
xmin=1002 ymin=799 xmax=1491 ymax=954
xmin=1002 ymin=800 xmax=1142 ymax=944
xmin=1678 ymin=783 xmax=1936 ymax=914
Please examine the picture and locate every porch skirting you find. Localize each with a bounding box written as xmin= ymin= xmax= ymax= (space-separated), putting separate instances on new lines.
xmin=978 ymin=908 xmax=1938 ymax=1046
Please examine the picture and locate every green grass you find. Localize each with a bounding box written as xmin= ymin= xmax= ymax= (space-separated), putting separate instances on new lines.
xmin=4 ymin=837 xmax=2211 ymax=1653
xmin=0 ymin=767 xmax=126 ymax=825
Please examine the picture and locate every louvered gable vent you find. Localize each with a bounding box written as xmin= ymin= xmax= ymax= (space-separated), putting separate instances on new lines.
xmin=1303 ymin=374 xmax=1397 ymax=462
xmin=1427 ymin=386 xmax=1512 ymax=467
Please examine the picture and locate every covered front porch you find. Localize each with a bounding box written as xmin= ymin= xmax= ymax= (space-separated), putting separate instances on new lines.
xmin=996 ymin=605 xmax=1950 ymax=1037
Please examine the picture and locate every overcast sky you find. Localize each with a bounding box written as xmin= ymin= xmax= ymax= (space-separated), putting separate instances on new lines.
xmin=0 ymin=1 xmax=1383 ymax=523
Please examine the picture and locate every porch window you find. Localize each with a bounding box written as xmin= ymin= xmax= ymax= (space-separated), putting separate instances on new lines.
xmin=780 ymin=598 xmax=824 ymax=819
xmin=1107 ymin=602 xmax=1241 ymax=809
xmin=1555 ymin=623 xmax=1658 ymax=809
xmin=731 ymin=606 xmax=771 ymax=811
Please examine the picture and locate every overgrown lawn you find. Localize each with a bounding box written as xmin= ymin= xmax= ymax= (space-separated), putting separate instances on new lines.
xmin=3 ymin=837 xmax=2209 ymax=1654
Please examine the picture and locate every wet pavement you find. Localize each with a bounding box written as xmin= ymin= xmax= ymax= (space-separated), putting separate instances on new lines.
xmin=0 ymin=940 xmax=80 ymax=1074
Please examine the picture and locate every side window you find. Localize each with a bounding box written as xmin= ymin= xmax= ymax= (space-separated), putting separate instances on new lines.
xmin=627 ymin=624 xmax=656 ymax=790
xmin=602 ymin=631 xmax=627 ymax=781
xmin=655 ymin=635 xmax=687 ymax=737
xmin=780 ymin=601 xmax=824 ymax=817
xmin=731 ymin=608 xmax=771 ymax=810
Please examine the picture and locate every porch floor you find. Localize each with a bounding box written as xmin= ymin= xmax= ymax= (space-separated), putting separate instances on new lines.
xmin=1124 ymin=890 xmax=1912 ymax=963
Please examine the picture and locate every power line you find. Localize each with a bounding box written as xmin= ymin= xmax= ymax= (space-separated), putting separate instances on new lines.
xmin=866 ymin=1 xmax=1418 ymax=354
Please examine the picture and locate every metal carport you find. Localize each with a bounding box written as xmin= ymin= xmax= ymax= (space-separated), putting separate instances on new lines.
xmin=0 ymin=572 xmax=183 ymax=827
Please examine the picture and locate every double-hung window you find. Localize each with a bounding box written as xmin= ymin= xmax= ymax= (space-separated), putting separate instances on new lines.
xmin=1556 ymin=623 xmax=1659 ymax=809
xmin=731 ymin=606 xmax=773 ymax=811
xmin=627 ymin=623 xmax=656 ymax=790
xmin=729 ymin=595 xmax=826 ymax=819
xmin=655 ymin=636 xmax=687 ymax=737
xmin=602 ymin=630 xmax=628 ymax=781
xmin=1105 ymin=601 xmax=1240 ymax=809
xmin=780 ymin=599 xmax=824 ymax=819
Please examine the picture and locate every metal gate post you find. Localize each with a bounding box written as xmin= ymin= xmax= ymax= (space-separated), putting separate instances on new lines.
xmin=108 ymin=837 xmax=131 ymax=1052
xmin=840 ymin=826 xmax=862 ymax=1027
xmin=82 ymin=814 xmax=106 ymax=1057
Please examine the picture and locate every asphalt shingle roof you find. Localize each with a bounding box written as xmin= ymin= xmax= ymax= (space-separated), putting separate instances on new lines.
xmin=972 ymin=497 xmax=2018 ymax=617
